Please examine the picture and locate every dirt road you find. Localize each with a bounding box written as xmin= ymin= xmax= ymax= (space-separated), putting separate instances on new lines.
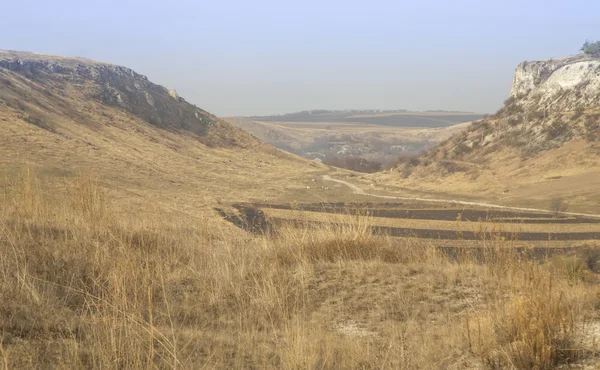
xmin=322 ymin=175 xmax=600 ymax=219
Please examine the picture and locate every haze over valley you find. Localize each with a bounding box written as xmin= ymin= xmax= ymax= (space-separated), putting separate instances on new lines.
xmin=227 ymin=110 xmax=482 ymax=171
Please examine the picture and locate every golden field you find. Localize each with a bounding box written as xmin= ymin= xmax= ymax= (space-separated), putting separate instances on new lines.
xmin=1 ymin=169 xmax=600 ymax=369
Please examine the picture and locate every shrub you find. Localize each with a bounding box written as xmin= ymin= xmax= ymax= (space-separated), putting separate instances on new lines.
xmin=550 ymin=198 xmax=568 ymax=218
xmin=438 ymin=160 xmax=469 ymax=174
xmin=400 ymin=165 xmax=413 ymax=178
xmin=493 ymin=96 xmax=523 ymax=118
xmin=505 ymin=127 xmax=528 ymax=148
xmin=385 ymin=154 xmax=421 ymax=177
xmin=520 ymin=144 xmax=541 ymax=160
xmin=385 ymin=153 xmax=420 ymax=168
xmin=323 ymin=155 xmax=382 ymax=173
xmin=581 ymin=40 xmax=600 ymax=56
xmin=506 ymin=116 xmax=522 ymax=127
xmin=484 ymin=287 xmax=583 ymax=369
xmin=579 ymin=243 xmax=600 ymax=273
xmin=527 ymin=109 xmax=546 ymax=121
xmin=504 ymin=98 xmax=524 ymax=115
xmin=573 ymin=106 xmax=585 ymax=119
xmin=504 ymin=96 xmax=517 ymax=106
xmin=544 ymin=119 xmax=571 ymax=141
xmin=404 ymin=156 xmax=420 ymax=167
xmin=584 ymin=114 xmax=600 ymax=141
xmin=474 ymin=120 xmax=494 ymax=138
xmin=454 ymin=142 xmax=471 ymax=156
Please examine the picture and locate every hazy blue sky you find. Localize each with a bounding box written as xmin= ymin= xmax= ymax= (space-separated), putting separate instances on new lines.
xmin=1 ymin=0 xmax=598 ymax=116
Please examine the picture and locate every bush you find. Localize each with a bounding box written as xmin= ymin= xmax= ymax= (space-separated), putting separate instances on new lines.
xmin=437 ymin=160 xmax=469 ymax=174
xmin=527 ymin=109 xmax=546 ymax=121
xmin=573 ymin=106 xmax=585 ymax=119
xmin=584 ymin=114 xmax=600 ymax=141
xmin=581 ymin=40 xmax=600 ymax=56
xmin=505 ymin=127 xmax=528 ymax=148
xmin=473 ymin=120 xmax=494 ymax=139
xmin=544 ymin=119 xmax=571 ymax=141
xmin=385 ymin=153 xmax=420 ymax=168
xmin=504 ymin=96 xmax=517 ymax=106
xmin=323 ymin=155 xmax=382 ymax=173
xmin=506 ymin=116 xmax=522 ymax=127
xmin=493 ymin=96 xmax=521 ymax=118
xmin=484 ymin=287 xmax=583 ymax=369
xmin=551 ymin=198 xmax=568 ymax=218
xmin=454 ymin=142 xmax=471 ymax=156
xmin=385 ymin=154 xmax=421 ymax=177
xmin=504 ymin=97 xmax=524 ymax=115
xmin=579 ymin=243 xmax=600 ymax=273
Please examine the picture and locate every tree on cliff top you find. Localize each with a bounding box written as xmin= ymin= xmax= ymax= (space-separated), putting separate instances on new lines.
xmin=581 ymin=40 xmax=600 ymax=56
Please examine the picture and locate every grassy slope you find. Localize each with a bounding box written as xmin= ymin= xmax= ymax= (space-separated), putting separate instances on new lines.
xmin=0 ymin=104 xmax=331 ymax=215
xmin=376 ymin=110 xmax=600 ymax=214
xmin=376 ymin=55 xmax=600 ymax=213
xmin=1 ymin=171 xmax=599 ymax=369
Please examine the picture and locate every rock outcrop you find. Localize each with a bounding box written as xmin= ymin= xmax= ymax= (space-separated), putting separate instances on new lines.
xmin=510 ymin=54 xmax=600 ymax=112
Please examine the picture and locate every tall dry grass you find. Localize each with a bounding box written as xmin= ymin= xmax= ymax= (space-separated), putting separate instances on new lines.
xmin=0 ymin=169 xmax=598 ymax=369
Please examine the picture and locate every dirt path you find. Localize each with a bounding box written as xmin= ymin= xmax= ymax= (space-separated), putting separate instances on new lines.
xmin=322 ymin=175 xmax=600 ymax=219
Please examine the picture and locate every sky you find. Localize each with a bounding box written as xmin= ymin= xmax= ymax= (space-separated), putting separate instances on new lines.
xmin=1 ymin=0 xmax=598 ymax=116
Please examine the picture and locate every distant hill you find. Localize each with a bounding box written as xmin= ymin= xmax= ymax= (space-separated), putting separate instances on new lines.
xmin=249 ymin=109 xmax=483 ymax=128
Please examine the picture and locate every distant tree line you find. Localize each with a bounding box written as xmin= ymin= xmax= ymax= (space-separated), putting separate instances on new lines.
xmin=249 ymin=109 xmax=409 ymax=120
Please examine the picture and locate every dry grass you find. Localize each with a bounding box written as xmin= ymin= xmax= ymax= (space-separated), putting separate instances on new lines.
xmin=481 ymin=284 xmax=584 ymax=368
xmin=1 ymin=170 xmax=599 ymax=369
xmin=376 ymin=112 xmax=600 ymax=214
xmin=0 ymin=98 xmax=340 ymax=214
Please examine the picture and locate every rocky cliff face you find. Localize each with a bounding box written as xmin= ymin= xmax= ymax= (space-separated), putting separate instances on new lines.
xmin=0 ymin=50 xmax=255 ymax=147
xmin=510 ymin=54 xmax=600 ymax=112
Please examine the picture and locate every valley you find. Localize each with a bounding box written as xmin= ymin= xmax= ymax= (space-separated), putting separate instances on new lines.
xmin=226 ymin=111 xmax=479 ymax=170
xmin=2 ymin=47 xmax=600 ymax=370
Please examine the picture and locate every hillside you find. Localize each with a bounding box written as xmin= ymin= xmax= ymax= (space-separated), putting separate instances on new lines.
xmin=0 ymin=50 xmax=332 ymax=217
xmin=378 ymin=53 xmax=600 ymax=213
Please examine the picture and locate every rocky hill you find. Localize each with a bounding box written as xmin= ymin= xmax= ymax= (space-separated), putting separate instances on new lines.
xmin=379 ymin=53 xmax=600 ymax=212
xmin=510 ymin=54 xmax=600 ymax=111
xmin=0 ymin=50 xmax=325 ymax=214
xmin=0 ymin=50 xmax=260 ymax=147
